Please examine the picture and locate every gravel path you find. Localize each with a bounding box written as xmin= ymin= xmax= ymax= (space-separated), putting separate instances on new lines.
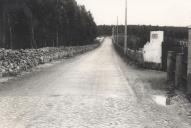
xmin=0 ymin=37 xmax=190 ymax=128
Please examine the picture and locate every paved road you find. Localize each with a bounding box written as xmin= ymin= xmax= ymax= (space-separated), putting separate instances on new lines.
xmin=0 ymin=37 xmax=190 ymax=128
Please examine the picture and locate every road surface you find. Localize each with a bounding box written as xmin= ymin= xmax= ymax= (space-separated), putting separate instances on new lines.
xmin=0 ymin=37 xmax=190 ymax=128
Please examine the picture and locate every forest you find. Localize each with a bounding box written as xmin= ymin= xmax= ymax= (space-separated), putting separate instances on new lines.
xmin=98 ymin=25 xmax=188 ymax=49
xmin=0 ymin=0 xmax=97 ymax=49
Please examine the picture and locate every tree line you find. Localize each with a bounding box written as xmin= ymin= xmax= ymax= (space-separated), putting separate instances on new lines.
xmin=98 ymin=25 xmax=188 ymax=49
xmin=0 ymin=0 xmax=97 ymax=49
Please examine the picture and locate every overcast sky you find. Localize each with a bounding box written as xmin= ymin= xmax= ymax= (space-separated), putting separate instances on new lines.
xmin=76 ymin=0 xmax=191 ymax=26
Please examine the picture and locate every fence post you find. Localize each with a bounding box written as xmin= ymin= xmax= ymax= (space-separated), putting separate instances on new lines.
xmin=182 ymin=47 xmax=188 ymax=90
xmin=187 ymin=27 xmax=191 ymax=94
xmin=167 ymin=51 xmax=176 ymax=83
xmin=175 ymin=53 xmax=183 ymax=89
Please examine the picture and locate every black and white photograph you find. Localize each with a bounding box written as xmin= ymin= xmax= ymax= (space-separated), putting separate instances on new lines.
xmin=0 ymin=0 xmax=191 ymax=127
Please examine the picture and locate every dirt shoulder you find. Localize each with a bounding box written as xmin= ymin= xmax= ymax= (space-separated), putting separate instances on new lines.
xmin=113 ymin=46 xmax=191 ymax=127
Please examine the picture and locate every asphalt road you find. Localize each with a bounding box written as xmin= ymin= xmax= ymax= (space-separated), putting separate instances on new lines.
xmin=0 ymin=37 xmax=190 ymax=128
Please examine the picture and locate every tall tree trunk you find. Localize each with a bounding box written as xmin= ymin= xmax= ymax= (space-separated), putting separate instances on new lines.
xmin=2 ymin=10 xmax=6 ymax=48
xmin=53 ymin=40 xmax=55 ymax=47
xmin=31 ymin=25 xmax=36 ymax=48
xmin=30 ymin=16 xmax=37 ymax=49
xmin=0 ymin=10 xmax=3 ymax=48
xmin=56 ymin=32 xmax=59 ymax=47
xmin=8 ymin=13 xmax=13 ymax=49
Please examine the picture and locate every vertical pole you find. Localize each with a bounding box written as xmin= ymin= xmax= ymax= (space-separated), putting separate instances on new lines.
xmin=175 ymin=53 xmax=184 ymax=89
xmin=187 ymin=27 xmax=191 ymax=94
xmin=124 ymin=0 xmax=127 ymax=55
xmin=167 ymin=51 xmax=176 ymax=90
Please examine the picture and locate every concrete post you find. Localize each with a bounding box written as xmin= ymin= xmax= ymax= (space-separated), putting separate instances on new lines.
xmin=175 ymin=53 xmax=184 ymax=89
xmin=167 ymin=51 xmax=176 ymax=83
xmin=187 ymin=27 xmax=191 ymax=93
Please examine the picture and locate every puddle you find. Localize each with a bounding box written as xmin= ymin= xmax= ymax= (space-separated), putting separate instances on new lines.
xmin=152 ymin=95 xmax=167 ymax=106
xmin=50 ymin=94 xmax=62 ymax=97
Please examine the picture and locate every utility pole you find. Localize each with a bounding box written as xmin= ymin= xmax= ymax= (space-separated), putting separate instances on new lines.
xmin=124 ymin=0 xmax=127 ymax=55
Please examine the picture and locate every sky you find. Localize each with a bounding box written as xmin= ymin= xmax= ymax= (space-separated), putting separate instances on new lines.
xmin=76 ymin=0 xmax=191 ymax=26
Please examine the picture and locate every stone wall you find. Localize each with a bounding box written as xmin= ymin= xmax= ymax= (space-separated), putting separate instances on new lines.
xmin=113 ymin=39 xmax=161 ymax=70
xmin=0 ymin=41 xmax=102 ymax=77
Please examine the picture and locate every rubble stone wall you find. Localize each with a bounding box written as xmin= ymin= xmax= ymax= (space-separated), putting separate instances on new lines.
xmin=0 ymin=43 xmax=101 ymax=77
xmin=113 ymin=40 xmax=162 ymax=70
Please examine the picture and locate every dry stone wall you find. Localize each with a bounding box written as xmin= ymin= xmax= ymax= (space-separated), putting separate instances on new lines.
xmin=113 ymin=40 xmax=161 ymax=70
xmin=0 ymin=42 xmax=101 ymax=77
